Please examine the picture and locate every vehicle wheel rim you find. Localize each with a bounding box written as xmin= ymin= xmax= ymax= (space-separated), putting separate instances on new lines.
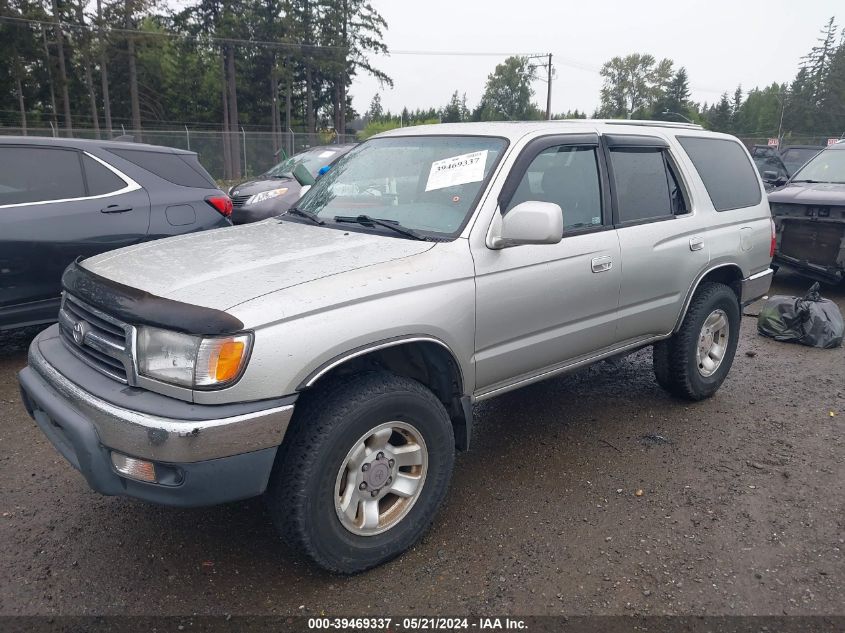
xmin=334 ymin=421 xmax=428 ymax=536
xmin=696 ymin=309 xmax=730 ymax=377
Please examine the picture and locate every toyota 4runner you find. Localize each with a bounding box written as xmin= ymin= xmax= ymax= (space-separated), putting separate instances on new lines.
xmin=18 ymin=121 xmax=774 ymax=573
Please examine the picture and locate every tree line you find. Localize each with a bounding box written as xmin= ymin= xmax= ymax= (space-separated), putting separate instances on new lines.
xmin=0 ymin=0 xmax=390 ymax=177
xmin=361 ymin=16 xmax=844 ymax=142
xmin=593 ymin=17 xmax=845 ymax=140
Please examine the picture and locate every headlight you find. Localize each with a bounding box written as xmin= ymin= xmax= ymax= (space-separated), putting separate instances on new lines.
xmin=246 ymin=188 xmax=288 ymax=205
xmin=136 ymin=326 xmax=252 ymax=389
xmin=769 ymin=202 xmax=794 ymax=216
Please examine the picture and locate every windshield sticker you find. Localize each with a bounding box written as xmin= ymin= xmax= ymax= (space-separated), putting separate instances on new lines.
xmin=425 ymin=150 xmax=488 ymax=191
xmin=318 ymin=150 xmax=336 ymax=158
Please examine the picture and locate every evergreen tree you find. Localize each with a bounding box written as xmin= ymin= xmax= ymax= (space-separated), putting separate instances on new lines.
xmin=367 ymin=93 xmax=383 ymax=120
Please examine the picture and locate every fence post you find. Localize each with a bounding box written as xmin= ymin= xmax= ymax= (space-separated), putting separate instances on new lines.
xmin=185 ymin=125 xmax=190 ymax=151
xmin=49 ymin=121 xmax=56 ymax=138
xmin=241 ymin=126 xmax=247 ymax=177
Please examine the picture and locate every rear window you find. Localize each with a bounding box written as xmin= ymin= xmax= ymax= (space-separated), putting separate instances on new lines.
xmin=0 ymin=146 xmax=85 ymax=205
xmin=677 ymin=137 xmax=762 ymax=211
xmin=108 ymin=148 xmax=216 ymax=188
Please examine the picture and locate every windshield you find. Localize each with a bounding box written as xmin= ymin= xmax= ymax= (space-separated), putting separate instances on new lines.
xmin=780 ymin=147 xmax=820 ymax=174
xmin=296 ymin=136 xmax=507 ymax=237
xmin=791 ymin=149 xmax=845 ymax=183
xmin=264 ymin=147 xmax=348 ymax=179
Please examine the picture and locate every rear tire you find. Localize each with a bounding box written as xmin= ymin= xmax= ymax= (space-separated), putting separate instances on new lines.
xmin=266 ymin=371 xmax=455 ymax=574
xmin=653 ymin=282 xmax=740 ymax=401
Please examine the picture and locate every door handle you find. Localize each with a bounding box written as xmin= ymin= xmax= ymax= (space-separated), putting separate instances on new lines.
xmin=591 ymin=255 xmax=613 ymax=273
xmin=100 ymin=205 xmax=132 ymax=214
xmin=689 ymin=236 xmax=704 ymax=251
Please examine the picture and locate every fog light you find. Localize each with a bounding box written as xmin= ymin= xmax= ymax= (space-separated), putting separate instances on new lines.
xmin=111 ymin=452 xmax=157 ymax=483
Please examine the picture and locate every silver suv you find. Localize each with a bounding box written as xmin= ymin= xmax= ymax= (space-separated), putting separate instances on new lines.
xmin=18 ymin=121 xmax=774 ymax=573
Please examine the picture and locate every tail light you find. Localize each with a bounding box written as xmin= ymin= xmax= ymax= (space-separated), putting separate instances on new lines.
xmin=769 ymin=218 xmax=776 ymax=258
xmin=205 ymin=194 xmax=233 ymax=218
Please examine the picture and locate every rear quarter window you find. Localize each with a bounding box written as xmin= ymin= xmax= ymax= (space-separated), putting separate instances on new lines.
xmin=108 ymin=148 xmax=216 ymax=189
xmin=82 ymin=154 xmax=127 ymax=195
xmin=677 ymin=137 xmax=762 ymax=211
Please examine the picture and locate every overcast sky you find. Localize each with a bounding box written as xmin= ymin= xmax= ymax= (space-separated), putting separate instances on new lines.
xmin=349 ymin=0 xmax=841 ymax=117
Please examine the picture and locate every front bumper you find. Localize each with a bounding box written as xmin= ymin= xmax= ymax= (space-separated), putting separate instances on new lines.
xmin=740 ymin=268 xmax=774 ymax=306
xmin=773 ymin=254 xmax=844 ymax=284
xmin=18 ymin=327 xmax=296 ymax=506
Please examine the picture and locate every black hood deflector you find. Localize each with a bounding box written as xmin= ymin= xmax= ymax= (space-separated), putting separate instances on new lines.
xmin=62 ymin=260 xmax=245 ymax=335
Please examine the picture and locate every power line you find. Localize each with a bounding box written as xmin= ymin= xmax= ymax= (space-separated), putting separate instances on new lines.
xmin=1 ymin=15 xmax=541 ymax=57
xmin=0 ymin=15 xmax=604 ymax=69
xmin=0 ymin=14 xmax=746 ymax=100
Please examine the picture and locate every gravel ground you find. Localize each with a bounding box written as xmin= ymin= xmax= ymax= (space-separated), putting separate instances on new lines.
xmin=0 ymin=272 xmax=842 ymax=617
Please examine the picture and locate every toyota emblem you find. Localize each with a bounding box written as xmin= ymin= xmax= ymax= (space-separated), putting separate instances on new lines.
xmin=72 ymin=321 xmax=87 ymax=345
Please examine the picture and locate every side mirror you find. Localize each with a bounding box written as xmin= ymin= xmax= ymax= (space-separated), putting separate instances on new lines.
xmin=489 ymin=201 xmax=564 ymax=249
xmin=292 ymin=162 xmax=315 ymax=187
xmin=762 ymin=170 xmax=778 ymax=182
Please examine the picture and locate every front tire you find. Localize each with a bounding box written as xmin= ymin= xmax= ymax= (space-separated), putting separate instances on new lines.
xmin=653 ymin=282 xmax=741 ymax=401
xmin=266 ymin=371 xmax=455 ymax=574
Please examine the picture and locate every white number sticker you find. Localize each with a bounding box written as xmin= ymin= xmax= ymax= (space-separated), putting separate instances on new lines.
xmin=425 ymin=150 xmax=488 ymax=191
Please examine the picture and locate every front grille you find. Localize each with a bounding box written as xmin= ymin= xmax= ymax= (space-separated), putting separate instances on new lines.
xmin=231 ymin=194 xmax=251 ymax=208
xmin=58 ymin=294 xmax=133 ymax=383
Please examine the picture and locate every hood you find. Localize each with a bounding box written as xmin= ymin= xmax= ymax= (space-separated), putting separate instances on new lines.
xmin=80 ymin=220 xmax=435 ymax=311
xmin=768 ymin=181 xmax=845 ymax=205
xmin=230 ymin=176 xmax=299 ymax=197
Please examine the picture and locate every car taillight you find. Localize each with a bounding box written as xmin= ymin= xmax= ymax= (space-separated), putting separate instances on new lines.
xmin=206 ymin=195 xmax=233 ymax=217
xmin=770 ymin=218 xmax=776 ymax=258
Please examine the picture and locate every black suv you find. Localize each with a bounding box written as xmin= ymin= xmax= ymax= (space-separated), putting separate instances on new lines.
xmin=769 ymin=140 xmax=845 ymax=283
xmin=0 ymin=137 xmax=233 ymax=331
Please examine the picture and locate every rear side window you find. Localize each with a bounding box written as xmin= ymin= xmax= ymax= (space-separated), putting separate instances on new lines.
xmin=609 ymin=148 xmax=676 ymax=223
xmin=82 ymin=154 xmax=127 ymax=195
xmin=677 ymin=137 xmax=762 ymax=211
xmin=0 ymin=146 xmax=85 ymax=205
xmin=108 ymin=148 xmax=216 ymax=188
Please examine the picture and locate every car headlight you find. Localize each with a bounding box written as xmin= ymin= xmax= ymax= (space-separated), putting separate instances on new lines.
xmin=136 ymin=326 xmax=252 ymax=389
xmin=246 ymin=188 xmax=288 ymax=205
xmin=769 ymin=202 xmax=794 ymax=216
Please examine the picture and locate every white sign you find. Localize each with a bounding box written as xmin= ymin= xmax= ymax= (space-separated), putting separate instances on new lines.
xmin=828 ymin=138 xmax=841 ymax=146
xmin=767 ymin=138 xmax=779 ymax=148
xmin=425 ymin=150 xmax=488 ymax=192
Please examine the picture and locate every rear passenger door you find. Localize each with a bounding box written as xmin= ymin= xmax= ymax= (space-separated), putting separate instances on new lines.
xmin=605 ymin=135 xmax=708 ymax=342
xmin=473 ymin=134 xmax=622 ymax=393
xmin=0 ymin=145 xmax=151 ymax=313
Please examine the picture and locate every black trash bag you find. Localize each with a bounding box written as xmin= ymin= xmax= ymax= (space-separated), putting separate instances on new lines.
xmin=757 ymin=282 xmax=844 ymax=349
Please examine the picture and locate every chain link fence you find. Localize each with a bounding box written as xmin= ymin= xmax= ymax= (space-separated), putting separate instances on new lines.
xmin=0 ymin=126 xmax=358 ymax=181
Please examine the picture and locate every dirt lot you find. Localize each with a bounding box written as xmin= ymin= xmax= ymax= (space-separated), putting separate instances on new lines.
xmin=0 ymin=272 xmax=842 ymax=617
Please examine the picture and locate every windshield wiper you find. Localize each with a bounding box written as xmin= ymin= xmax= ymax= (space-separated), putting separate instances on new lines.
xmin=334 ymin=215 xmax=428 ymax=241
xmin=791 ymin=179 xmax=824 ymax=183
xmin=286 ymin=206 xmax=324 ymax=225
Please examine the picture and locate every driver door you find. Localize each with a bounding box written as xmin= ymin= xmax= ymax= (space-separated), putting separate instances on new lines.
xmin=472 ymin=134 xmax=622 ymax=395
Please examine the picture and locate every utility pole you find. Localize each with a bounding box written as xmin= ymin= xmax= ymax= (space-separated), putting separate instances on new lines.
xmin=528 ymin=53 xmax=554 ymax=120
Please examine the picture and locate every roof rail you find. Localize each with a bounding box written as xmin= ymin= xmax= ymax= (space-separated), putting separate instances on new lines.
xmin=593 ymin=119 xmax=704 ymax=130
